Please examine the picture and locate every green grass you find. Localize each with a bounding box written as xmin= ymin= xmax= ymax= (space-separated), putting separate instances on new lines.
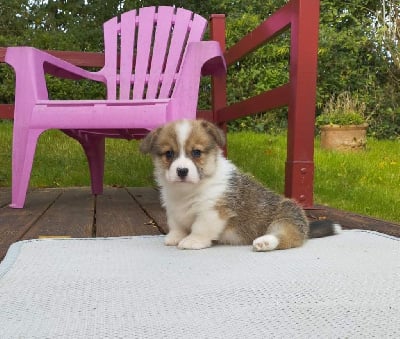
xmin=1 ymin=121 xmax=399 ymax=223
xmin=228 ymin=132 xmax=400 ymax=223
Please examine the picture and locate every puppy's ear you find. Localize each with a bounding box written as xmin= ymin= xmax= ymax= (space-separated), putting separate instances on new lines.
xmin=200 ymin=120 xmax=226 ymax=148
xmin=139 ymin=128 xmax=160 ymax=154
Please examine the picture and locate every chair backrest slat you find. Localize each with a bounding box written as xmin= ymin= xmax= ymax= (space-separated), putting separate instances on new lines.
xmin=132 ymin=7 xmax=156 ymax=99
xmin=188 ymin=13 xmax=209 ymax=44
xmin=146 ymin=6 xmax=175 ymax=99
xmin=157 ymin=8 xmax=192 ymax=98
xmin=102 ymin=17 xmax=119 ymax=100
xmin=101 ymin=6 xmax=207 ymax=101
xmin=119 ymin=10 xmax=137 ymax=99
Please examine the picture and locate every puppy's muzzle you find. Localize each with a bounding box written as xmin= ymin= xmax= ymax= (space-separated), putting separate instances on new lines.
xmin=177 ymin=167 xmax=189 ymax=178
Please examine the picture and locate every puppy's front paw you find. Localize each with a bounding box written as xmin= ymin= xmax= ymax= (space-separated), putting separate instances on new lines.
xmin=253 ymin=234 xmax=279 ymax=252
xmin=165 ymin=231 xmax=186 ymax=246
xmin=178 ymin=235 xmax=211 ymax=250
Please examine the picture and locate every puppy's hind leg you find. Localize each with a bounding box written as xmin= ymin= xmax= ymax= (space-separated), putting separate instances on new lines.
xmin=253 ymin=220 xmax=306 ymax=252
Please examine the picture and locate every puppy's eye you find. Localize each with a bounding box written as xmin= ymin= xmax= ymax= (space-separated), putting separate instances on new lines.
xmin=191 ymin=149 xmax=202 ymax=158
xmin=165 ymin=150 xmax=174 ymax=160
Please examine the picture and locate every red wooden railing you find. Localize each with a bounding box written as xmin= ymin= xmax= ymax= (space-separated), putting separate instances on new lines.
xmin=0 ymin=0 xmax=320 ymax=207
xmin=209 ymin=0 xmax=320 ymax=208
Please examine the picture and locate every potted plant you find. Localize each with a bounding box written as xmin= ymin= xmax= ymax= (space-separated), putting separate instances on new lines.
xmin=316 ymin=92 xmax=368 ymax=151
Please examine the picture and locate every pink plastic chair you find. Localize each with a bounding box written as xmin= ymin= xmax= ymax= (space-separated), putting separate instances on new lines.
xmin=5 ymin=6 xmax=226 ymax=208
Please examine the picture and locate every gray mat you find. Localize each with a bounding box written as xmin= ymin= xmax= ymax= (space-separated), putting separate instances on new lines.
xmin=0 ymin=231 xmax=399 ymax=338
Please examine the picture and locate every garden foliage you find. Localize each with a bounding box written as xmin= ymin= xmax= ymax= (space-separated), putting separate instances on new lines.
xmin=0 ymin=0 xmax=399 ymax=139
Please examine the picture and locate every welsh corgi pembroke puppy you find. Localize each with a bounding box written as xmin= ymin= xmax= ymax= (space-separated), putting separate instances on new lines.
xmin=140 ymin=119 xmax=341 ymax=251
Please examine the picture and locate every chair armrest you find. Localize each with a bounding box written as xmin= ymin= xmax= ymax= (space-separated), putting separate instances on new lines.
xmin=197 ymin=41 xmax=227 ymax=77
xmin=170 ymin=41 xmax=226 ymax=119
xmin=182 ymin=41 xmax=226 ymax=76
xmin=5 ymin=46 xmax=106 ymax=102
xmin=5 ymin=46 xmax=105 ymax=82
xmin=177 ymin=41 xmax=226 ymax=80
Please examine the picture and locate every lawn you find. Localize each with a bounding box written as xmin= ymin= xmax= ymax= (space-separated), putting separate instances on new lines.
xmin=0 ymin=121 xmax=399 ymax=223
xmin=227 ymin=131 xmax=400 ymax=223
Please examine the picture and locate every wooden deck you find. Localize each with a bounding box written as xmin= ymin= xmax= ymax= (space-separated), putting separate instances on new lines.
xmin=1 ymin=187 xmax=399 ymax=260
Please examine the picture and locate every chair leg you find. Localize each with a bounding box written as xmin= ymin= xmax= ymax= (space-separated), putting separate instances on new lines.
xmin=79 ymin=135 xmax=106 ymax=195
xmin=10 ymin=128 xmax=43 ymax=208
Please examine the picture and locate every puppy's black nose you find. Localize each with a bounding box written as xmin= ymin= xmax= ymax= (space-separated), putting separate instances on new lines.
xmin=177 ymin=167 xmax=189 ymax=178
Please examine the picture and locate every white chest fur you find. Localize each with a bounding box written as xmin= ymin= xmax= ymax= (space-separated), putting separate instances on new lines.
xmin=159 ymin=156 xmax=235 ymax=237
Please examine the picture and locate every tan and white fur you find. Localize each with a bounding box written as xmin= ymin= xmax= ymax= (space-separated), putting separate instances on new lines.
xmin=140 ymin=119 xmax=340 ymax=251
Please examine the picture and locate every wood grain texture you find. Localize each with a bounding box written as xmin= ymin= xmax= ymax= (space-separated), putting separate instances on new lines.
xmin=0 ymin=187 xmax=398 ymax=261
xmin=307 ymin=205 xmax=400 ymax=238
xmin=22 ymin=188 xmax=94 ymax=240
xmin=95 ymin=187 xmax=160 ymax=237
xmin=0 ymin=188 xmax=62 ymax=259
xmin=127 ymin=187 xmax=168 ymax=234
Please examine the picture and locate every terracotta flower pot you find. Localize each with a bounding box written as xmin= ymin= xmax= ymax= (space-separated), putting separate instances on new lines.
xmin=320 ymin=123 xmax=368 ymax=151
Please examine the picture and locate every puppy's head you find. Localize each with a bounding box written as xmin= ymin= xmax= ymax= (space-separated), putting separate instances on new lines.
xmin=140 ymin=119 xmax=225 ymax=184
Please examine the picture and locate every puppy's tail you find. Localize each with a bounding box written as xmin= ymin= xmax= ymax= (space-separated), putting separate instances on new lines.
xmin=308 ymin=220 xmax=342 ymax=239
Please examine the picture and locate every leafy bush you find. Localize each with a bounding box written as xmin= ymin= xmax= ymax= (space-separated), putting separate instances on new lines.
xmin=228 ymin=110 xmax=287 ymax=134
xmin=368 ymin=107 xmax=400 ymax=140
xmin=0 ymin=65 xmax=15 ymax=104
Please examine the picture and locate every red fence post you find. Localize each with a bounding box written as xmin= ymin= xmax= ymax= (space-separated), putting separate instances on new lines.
xmin=209 ymin=14 xmax=227 ymax=139
xmin=285 ymin=0 xmax=320 ymax=208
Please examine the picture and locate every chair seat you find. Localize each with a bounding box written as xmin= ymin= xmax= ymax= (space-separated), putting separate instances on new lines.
xmin=31 ymin=99 xmax=171 ymax=130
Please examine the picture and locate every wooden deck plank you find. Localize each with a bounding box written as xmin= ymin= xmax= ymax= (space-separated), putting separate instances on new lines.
xmin=0 ymin=188 xmax=62 ymax=260
xmin=22 ymin=188 xmax=94 ymax=240
xmin=127 ymin=187 xmax=168 ymax=233
xmin=308 ymin=205 xmax=400 ymax=238
xmin=1 ymin=186 xmax=399 ymax=262
xmin=95 ymin=187 xmax=161 ymax=237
